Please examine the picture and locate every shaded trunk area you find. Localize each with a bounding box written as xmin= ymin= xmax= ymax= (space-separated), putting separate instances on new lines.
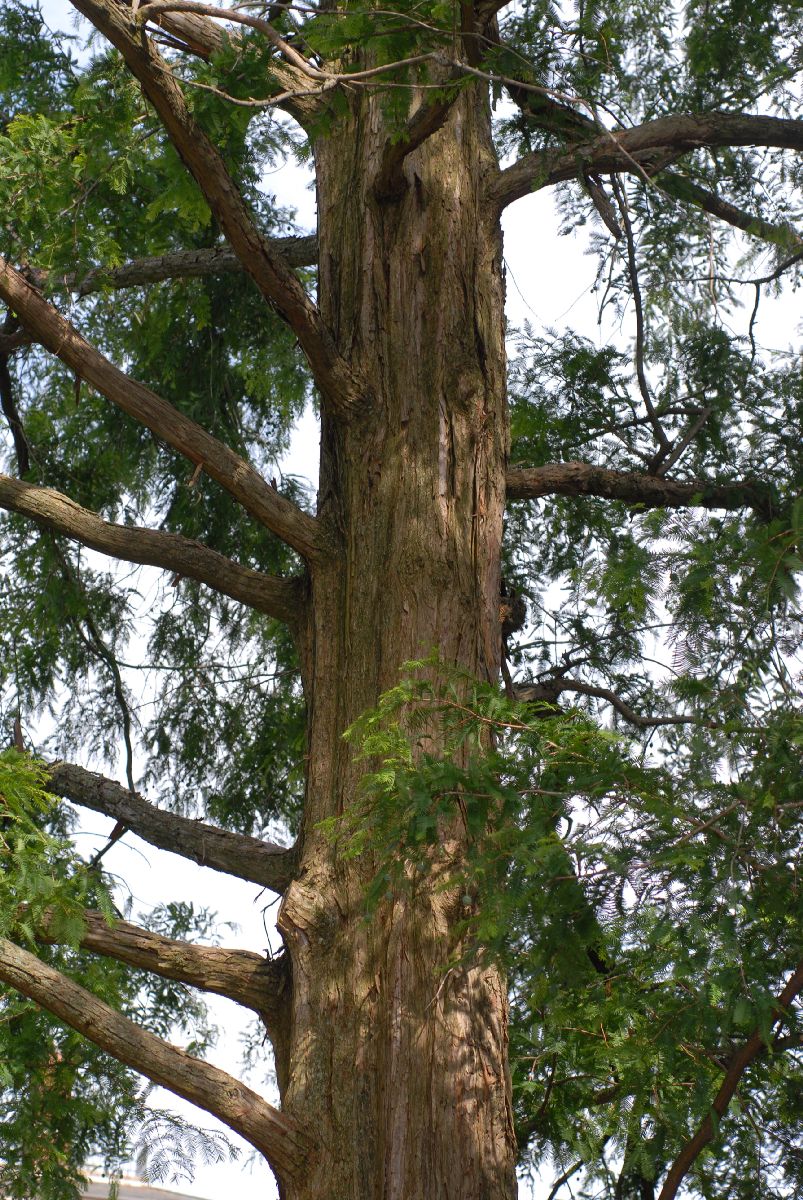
xmin=275 ymin=82 xmax=518 ymax=1198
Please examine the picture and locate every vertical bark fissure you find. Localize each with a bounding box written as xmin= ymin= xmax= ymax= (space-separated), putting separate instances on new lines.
xmin=276 ymin=79 xmax=517 ymax=1198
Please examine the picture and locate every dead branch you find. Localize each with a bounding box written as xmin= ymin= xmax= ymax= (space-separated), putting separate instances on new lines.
xmin=514 ymin=679 xmax=701 ymax=730
xmin=658 ymin=958 xmax=803 ymax=1200
xmin=0 ymin=313 xmax=31 ymax=474
xmin=43 ymin=237 xmax=318 ymax=297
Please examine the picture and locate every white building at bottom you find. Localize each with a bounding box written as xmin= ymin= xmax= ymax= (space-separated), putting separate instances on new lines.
xmin=81 ymin=1178 xmax=207 ymax=1200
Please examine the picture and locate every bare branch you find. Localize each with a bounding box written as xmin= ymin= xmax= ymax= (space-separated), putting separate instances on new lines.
xmin=546 ymin=1161 xmax=583 ymax=1200
xmin=0 ymin=936 xmax=307 ymax=1184
xmin=0 ymin=474 xmax=306 ymax=625
xmin=506 ymin=462 xmax=780 ymax=521
xmin=47 ymin=762 xmax=297 ymax=894
xmin=650 ymin=404 xmax=713 ymax=478
xmin=69 ymin=0 xmax=362 ymax=417
xmin=140 ymin=2 xmax=227 ymax=58
xmin=514 ymin=679 xmax=700 ymax=730
xmin=45 ymin=237 xmax=318 ymax=297
xmin=37 ymin=907 xmax=287 ymax=1023
xmin=0 ymin=328 xmax=32 ymax=355
xmin=658 ymin=958 xmax=803 ymax=1200
xmin=129 ymin=0 xmax=323 ymax=125
xmin=50 ymin=541 xmax=138 ymax=792
xmin=140 ymin=0 xmax=322 ymax=78
xmin=478 ymin=20 xmax=597 ymax=142
xmin=0 ymin=260 xmax=323 ymax=561
xmin=609 ymin=175 xmax=670 ymax=454
xmin=492 ymin=111 xmax=803 ymax=210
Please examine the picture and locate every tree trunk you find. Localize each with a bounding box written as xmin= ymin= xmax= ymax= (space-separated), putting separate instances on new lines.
xmin=276 ymin=81 xmax=518 ymax=1198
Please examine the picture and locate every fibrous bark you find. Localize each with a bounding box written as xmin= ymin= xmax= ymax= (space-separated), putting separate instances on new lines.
xmin=5 ymin=5 xmax=803 ymax=1197
xmin=273 ymin=75 xmax=517 ymax=1200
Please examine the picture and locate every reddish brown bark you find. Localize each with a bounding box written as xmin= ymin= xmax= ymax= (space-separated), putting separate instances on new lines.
xmin=273 ymin=82 xmax=517 ymax=1198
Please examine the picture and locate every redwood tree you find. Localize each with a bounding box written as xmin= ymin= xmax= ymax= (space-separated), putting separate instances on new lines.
xmin=1 ymin=1 xmax=803 ymax=1197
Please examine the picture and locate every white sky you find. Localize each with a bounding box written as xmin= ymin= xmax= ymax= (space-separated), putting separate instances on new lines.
xmin=18 ymin=3 xmax=803 ymax=1198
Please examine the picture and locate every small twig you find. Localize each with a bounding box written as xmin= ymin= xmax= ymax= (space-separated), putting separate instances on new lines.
xmin=671 ymin=801 xmax=742 ymax=848
xmin=653 ymin=405 xmax=713 ymax=478
xmin=546 ymin=1160 xmax=583 ymax=1200
xmin=609 ymin=177 xmax=671 ymax=458
xmin=140 ymin=0 xmax=324 ymax=76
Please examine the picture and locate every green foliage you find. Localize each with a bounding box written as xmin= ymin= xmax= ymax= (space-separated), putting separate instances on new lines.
xmin=340 ymin=661 xmax=803 ymax=1198
xmin=336 ymin=658 xmax=652 ymax=954
xmin=0 ymin=753 xmax=225 ymax=1197
xmin=132 ymin=1105 xmax=239 ymax=1188
xmin=0 ymin=750 xmax=97 ymax=946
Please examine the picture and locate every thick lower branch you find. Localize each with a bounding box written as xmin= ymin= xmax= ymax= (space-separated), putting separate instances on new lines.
xmin=506 ymin=462 xmax=779 ymax=520
xmin=0 ymin=936 xmax=307 ymax=1183
xmin=0 ymin=474 xmax=305 ymax=624
xmin=0 ymin=260 xmax=323 ymax=561
xmin=47 ymin=762 xmax=297 ymax=893
xmin=37 ymin=908 xmax=288 ymax=1026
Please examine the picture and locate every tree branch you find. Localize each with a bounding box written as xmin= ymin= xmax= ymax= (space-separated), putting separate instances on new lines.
xmin=42 ymin=237 xmax=318 ymax=298
xmin=128 ymin=0 xmax=324 ymax=124
xmin=374 ymin=80 xmax=463 ymax=202
xmin=0 ymin=260 xmax=323 ymax=561
xmin=0 ymin=936 xmax=307 ymax=1184
xmin=69 ymin=0 xmax=361 ymax=417
xmin=37 ymin=907 xmax=287 ymax=1024
xmin=47 ymin=762 xmax=297 ymax=893
xmin=0 ymin=314 xmax=31 ymax=475
xmin=140 ymin=1 xmax=227 ymax=59
xmin=492 ymin=111 xmax=803 ymax=209
xmin=658 ymin=957 xmax=803 ymax=1200
xmin=0 ymin=474 xmax=305 ymax=625
xmin=514 ymin=679 xmax=700 ymax=730
xmin=0 ymin=329 xmax=32 ymax=354
xmin=657 ymin=171 xmax=803 ymax=252
xmin=506 ymin=462 xmax=780 ymax=520
xmin=140 ymin=0 xmax=321 ymax=78
xmin=609 ymin=175 xmax=670 ymax=455
xmin=479 ymin=19 xmax=598 ymax=142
